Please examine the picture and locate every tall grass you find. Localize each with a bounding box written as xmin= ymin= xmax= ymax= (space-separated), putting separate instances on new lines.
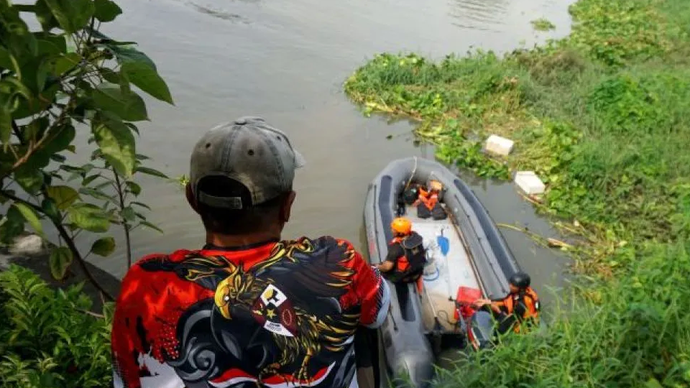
xmin=345 ymin=0 xmax=690 ymax=385
xmin=432 ymin=242 xmax=690 ymax=387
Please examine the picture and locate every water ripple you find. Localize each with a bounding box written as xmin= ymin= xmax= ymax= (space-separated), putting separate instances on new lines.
xmin=187 ymin=2 xmax=250 ymax=23
xmin=448 ymin=0 xmax=509 ymax=31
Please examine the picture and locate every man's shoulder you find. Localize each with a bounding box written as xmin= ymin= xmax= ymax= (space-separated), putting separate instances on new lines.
xmin=121 ymin=249 xmax=198 ymax=280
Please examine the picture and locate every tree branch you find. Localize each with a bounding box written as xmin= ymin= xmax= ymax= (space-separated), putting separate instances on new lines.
xmin=77 ymin=308 xmax=104 ymax=319
xmin=11 ymin=119 xmax=22 ymax=140
xmin=46 ymin=198 xmax=115 ymax=301
xmin=114 ymin=171 xmax=132 ymax=269
xmin=1 ymin=189 xmax=115 ymax=301
xmin=1 ymin=190 xmax=43 ymax=213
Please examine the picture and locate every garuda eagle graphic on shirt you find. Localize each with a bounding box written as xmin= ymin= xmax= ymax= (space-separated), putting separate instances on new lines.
xmin=111 ymin=236 xmax=388 ymax=388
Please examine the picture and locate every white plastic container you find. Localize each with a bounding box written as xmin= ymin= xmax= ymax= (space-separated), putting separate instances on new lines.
xmin=485 ymin=135 xmax=515 ymax=156
xmin=514 ymin=171 xmax=546 ymax=195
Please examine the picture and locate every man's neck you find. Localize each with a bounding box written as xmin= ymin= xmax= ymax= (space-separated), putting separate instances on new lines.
xmin=205 ymin=231 xmax=281 ymax=249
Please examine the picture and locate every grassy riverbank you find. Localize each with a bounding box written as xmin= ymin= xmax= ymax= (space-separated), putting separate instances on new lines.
xmin=345 ymin=0 xmax=690 ymax=385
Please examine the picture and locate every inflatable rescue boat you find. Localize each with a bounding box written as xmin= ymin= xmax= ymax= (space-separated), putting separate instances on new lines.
xmin=363 ymin=157 xmax=523 ymax=387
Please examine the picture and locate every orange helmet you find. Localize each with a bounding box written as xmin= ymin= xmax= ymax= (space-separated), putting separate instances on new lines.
xmin=391 ymin=217 xmax=412 ymax=235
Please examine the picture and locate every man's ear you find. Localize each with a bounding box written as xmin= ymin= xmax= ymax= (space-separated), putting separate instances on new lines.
xmin=186 ymin=183 xmax=200 ymax=214
xmin=280 ymin=191 xmax=297 ymax=223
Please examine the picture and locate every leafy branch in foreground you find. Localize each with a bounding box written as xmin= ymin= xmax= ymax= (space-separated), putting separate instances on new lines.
xmin=0 ymin=0 xmax=173 ymax=299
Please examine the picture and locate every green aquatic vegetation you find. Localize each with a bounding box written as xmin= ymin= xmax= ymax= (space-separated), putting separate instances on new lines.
xmin=345 ymin=0 xmax=690 ymax=252
xmin=531 ymin=18 xmax=556 ymax=31
xmin=566 ymin=0 xmax=672 ymax=67
xmin=345 ymin=51 xmax=534 ymax=178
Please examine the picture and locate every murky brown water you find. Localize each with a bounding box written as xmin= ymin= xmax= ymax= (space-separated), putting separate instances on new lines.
xmin=86 ymin=0 xmax=575 ymax=308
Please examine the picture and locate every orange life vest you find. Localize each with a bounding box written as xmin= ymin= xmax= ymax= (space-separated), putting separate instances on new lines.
xmin=495 ymin=287 xmax=540 ymax=332
xmin=389 ymin=233 xmax=425 ymax=278
xmin=417 ymin=187 xmax=439 ymax=210
xmin=391 ymin=236 xmax=409 ymax=272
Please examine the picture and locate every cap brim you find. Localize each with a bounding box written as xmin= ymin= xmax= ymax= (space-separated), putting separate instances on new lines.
xmin=294 ymin=149 xmax=306 ymax=168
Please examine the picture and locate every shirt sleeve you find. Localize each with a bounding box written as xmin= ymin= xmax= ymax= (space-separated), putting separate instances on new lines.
xmin=345 ymin=245 xmax=390 ymax=329
xmin=384 ymin=243 xmax=403 ymax=263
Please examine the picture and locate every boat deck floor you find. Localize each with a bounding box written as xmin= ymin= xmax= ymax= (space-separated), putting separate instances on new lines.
xmin=401 ymin=204 xmax=483 ymax=332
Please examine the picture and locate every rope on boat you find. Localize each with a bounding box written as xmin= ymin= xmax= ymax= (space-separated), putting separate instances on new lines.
xmin=404 ymin=156 xmax=418 ymax=191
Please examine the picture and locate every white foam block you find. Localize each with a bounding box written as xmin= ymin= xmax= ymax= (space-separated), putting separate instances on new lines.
xmin=485 ymin=134 xmax=514 ymax=156
xmin=515 ymin=171 xmax=546 ymax=195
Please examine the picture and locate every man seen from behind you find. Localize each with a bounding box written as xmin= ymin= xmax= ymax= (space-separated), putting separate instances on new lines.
xmin=111 ymin=116 xmax=391 ymax=388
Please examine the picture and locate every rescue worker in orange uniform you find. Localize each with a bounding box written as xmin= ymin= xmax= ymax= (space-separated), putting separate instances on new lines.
xmin=376 ymin=217 xmax=427 ymax=285
xmin=413 ymin=180 xmax=447 ymax=220
xmin=474 ymin=271 xmax=540 ymax=334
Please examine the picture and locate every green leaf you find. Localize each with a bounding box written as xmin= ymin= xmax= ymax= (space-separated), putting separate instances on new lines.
xmin=100 ymin=68 xmax=120 ymax=84
xmin=6 ymin=25 xmax=37 ymax=58
xmin=23 ymin=125 xmax=76 ymax=171
xmin=121 ymin=62 xmax=174 ymax=104
xmin=92 ymin=84 xmax=148 ymax=122
xmin=139 ymin=220 xmax=163 ymax=234
xmin=0 ymin=78 xmax=33 ymax=104
xmin=135 ymin=166 xmax=168 ymax=179
xmin=131 ymin=201 xmax=151 ymax=210
xmin=13 ymin=203 xmax=43 ymax=236
xmin=0 ymin=100 xmax=11 ymax=145
xmin=52 ymin=52 xmax=81 ymax=76
xmin=82 ymin=173 xmax=101 ymax=186
xmin=94 ymin=0 xmax=122 ymax=22
xmin=79 ymin=187 xmax=115 ymax=202
xmin=121 ymin=206 xmax=136 ymax=222
xmin=50 ymin=153 xmax=66 ymax=162
xmin=12 ymin=83 xmax=59 ymax=120
xmin=90 ymin=236 xmax=115 ymax=257
xmin=645 ymin=378 xmax=663 ymax=388
xmin=35 ymin=59 xmax=51 ymax=93
xmin=92 ymin=115 xmax=136 ymax=177
xmin=37 ymin=35 xmax=67 ymax=56
xmin=67 ymin=203 xmax=111 ymax=232
xmin=23 ymin=116 xmax=50 ymax=143
xmin=60 ymin=164 xmax=85 ymax=173
xmin=49 ymin=246 xmax=73 ymax=280
xmin=45 ymin=185 xmax=80 ymax=210
xmin=0 ymin=46 xmax=17 ymax=73
xmin=35 ymin=0 xmax=60 ymax=31
xmin=43 ymin=0 xmax=95 ymax=34
xmin=41 ymin=198 xmax=60 ymax=220
xmin=125 ymin=181 xmax=141 ymax=196
xmin=14 ymin=166 xmax=45 ymax=194
xmin=0 ymin=206 xmax=25 ymax=244
xmin=107 ymin=45 xmax=157 ymax=70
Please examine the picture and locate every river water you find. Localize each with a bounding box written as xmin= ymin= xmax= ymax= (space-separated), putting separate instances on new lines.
xmin=90 ymin=0 xmax=575 ymax=307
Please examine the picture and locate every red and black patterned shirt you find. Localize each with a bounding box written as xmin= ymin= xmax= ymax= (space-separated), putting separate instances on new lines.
xmin=111 ymin=236 xmax=390 ymax=388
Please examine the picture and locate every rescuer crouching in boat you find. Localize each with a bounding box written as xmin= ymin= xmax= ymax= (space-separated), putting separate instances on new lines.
xmin=473 ymin=271 xmax=541 ymax=335
xmin=376 ymin=217 xmax=427 ymax=289
xmin=408 ymin=180 xmax=447 ymax=220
